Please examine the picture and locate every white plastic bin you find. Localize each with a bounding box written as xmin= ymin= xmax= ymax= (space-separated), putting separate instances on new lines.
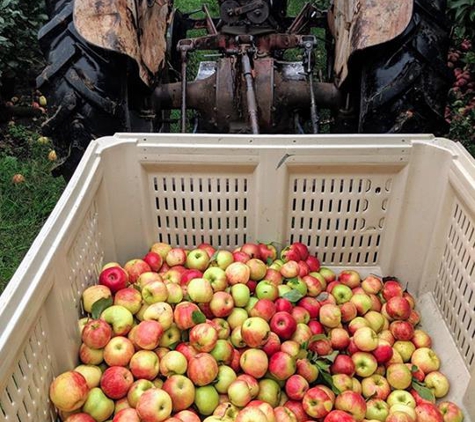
xmin=0 ymin=134 xmax=474 ymax=421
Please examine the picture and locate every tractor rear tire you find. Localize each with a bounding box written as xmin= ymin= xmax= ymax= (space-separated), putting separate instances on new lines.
xmin=353 ymin=0 xmax=451 ymax=135
xmin=37 ymin=0 xmax=156 ymax=180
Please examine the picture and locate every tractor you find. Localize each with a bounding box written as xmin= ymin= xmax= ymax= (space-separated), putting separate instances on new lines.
xmin=37 ymin=0 xmax=451 ymax=179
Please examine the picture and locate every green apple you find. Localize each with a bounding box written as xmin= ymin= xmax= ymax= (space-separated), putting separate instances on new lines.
xmin=214 ymin=365 xmax=237 ymax=394
xmin=231 ymin=284 xmax=251 ymax=307
xmin=159 ymin=324 xmax=181 ymax=348
xmin=194 ymin=385 xmax=219 ymax=416
xmin=187 ymin=278 xmax=214 ymax=303
xmin=100 ymin=305 xmax=134 ymax=336
xmin=366 ymin=399 xmax=390 ymax=421
xmin=255 ymin=280 xmax=279 ymax=301
xmin=82 ymin=387 xmax=114 ymax=422
xmin=257 ymin=378 xmax=282 ymax=407
xmin=285 ymin=278 xmax=308 ymax=296
xmin=74 ymin=364 xmax=102 ymax=389
xmin=393 ymin=341 xmax=416 ymax=362
xmin=387 ymin=390 xmax=416 ymax=408
xmin=127 ymin=379 xmax=155 ymax=408
xmin=332 ymin=284 xmax=353 ymax=304
xmin=227 ymin=308 xmax=248 ymax=330
xmin=277 ymin=284 xmax=292 ymax=297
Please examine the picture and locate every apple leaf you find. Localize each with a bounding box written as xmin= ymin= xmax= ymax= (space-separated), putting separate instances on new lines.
xmin=309 ymin=333 xmax=328 ymax=343
xmin=192 ymin=310 xmax=206 ymax=324
xmin=316 ymin=292 xmax=329 ymax=302
xmin=91 ymin=297 xmax=113 ymax=319
xmin=315 ymin=363 xmax=340 ymax=395
xmin=301 ymin=341 xmax=308 ymax=350
xmin=266 ymin=257 xmax=273 ymax=266
xmin=365 ymin=392 xmax=377 ymax=402
xmin=321 ymin=350 xmax=339 ymax=363
xmin=313 ymin=358 xmax=330 ymax=372
xmin=282 ymin=289 xmax=304 ymax=303
xmin=210 ymin=251 xmax=219 ymax=262
xmin=412 ymin=379 xmax=435 ymax=402
xmin=169 ymin=341 xmax=179 ymax=350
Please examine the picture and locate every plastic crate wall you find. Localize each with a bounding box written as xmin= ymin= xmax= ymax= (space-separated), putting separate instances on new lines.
xmin=1 ymin=134 xmax=474 ymax=421
xmin=435 ymin=197 xmax=475 ymax=369
xmin=0 ymin=199 xmax=103 ymax=421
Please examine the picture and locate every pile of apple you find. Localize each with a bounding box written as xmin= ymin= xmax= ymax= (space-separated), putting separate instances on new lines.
xmin=49 ymin=241 xmax=465 ymax=422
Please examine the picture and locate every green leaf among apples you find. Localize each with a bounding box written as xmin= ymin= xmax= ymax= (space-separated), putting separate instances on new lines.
xmin=412 ymin=378 xmax=436 ymax=402
xmin=192 ymin=310 xmax=206 ymax=324
xmin=282 ymin=288 xmax=304 ymax=303
xmin=91 ymin=297 xmax=113 ymax=319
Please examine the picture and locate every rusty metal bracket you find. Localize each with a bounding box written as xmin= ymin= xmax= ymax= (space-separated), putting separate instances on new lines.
xmin=300 ymin=35 xmax=319 ymax=133
xmin=177 ymin=39 xmax=195 ymax=132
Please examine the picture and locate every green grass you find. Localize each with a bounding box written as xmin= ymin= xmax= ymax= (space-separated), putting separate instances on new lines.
xmin=0 ymin=123 xmax=66 ymax=291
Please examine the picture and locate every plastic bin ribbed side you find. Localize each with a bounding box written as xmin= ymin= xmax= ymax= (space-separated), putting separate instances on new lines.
xmin=0 ymin=134 xmax=473 ymax=421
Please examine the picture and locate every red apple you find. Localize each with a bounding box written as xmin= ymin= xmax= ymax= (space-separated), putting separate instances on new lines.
xmin=372 ymin=339 xmax=394 ymax=364
xmin=99 ymin=266 xmax=129 ymax=293
xmin=390 ymin=320 xmax=415 ymax=341
xmin=166 ymin=248 xmax=187 ymax=267
xmin=415 ymin=403 xmax=444 ymax=422
xmin=162 ymin=374 xmax=196 ymax=412
xmin=226 ymin=262 xmax=251 ymax=285
xmin=240 ymin=348 xmax=269 ymax=379
xmin=241 ymin=317 xmax=271 ymax=347
xmin=189 ymin=322 xmax=218 ymax=352
xmin=323 ymin=410 xmax=357 ymax=422
xmin=285 ymin=374 xmax=309 ymax=400
xmin=100 ymin=366 xmax=134 ymax=400
xmin=136 ymin=388 xmax=173 ymax=422
xmin=330 ymin=354 xmax=355 ymax=376
xmin=129 ymin=350 xmax=160 ymax=380
xmin=360 ymin=374 xmax=391 ymax=400
xmin=124 ymin=259 xmax=152 ymax=283
xmin=334 ymin=390 xmax=366 ymax=421
xmin=49 ymin=371 xmax=89 ymax=412
xmin=81 ymin=319 xmax=112 ymax=349
xmin=135 ymin=320 xmax=164 ymax=350
xmin=284 ymin=400 xmax=307 ymax=422
xmin=270 ymin=312 xmax=297 ymax=340
xmin=338 ymin=270 xmax=361 ymax=289
xmin=187 ymin=353 xmax=219 ymax=386
xmin=438 ymin=402 xmax=464 ymax=422
xmin=305 ymin=255 xmax=321 ymax=272
xmin=174 ymin=301 xmax=201 ymax=330
xmin=103 ymin=336 xmax=135 ymax=367
xmin=262 ymin=331 xmax=282 ymax=357
xmin=296 ymin=358 xmax=319 ymax=383
xmin=269 ymin=351 xmax=297 ymax=381
xmin=250 ymin=299 xmax=277 ymax=321
xmin=143 ymin=251 xmax=163 ymax=272
xmin=386 ymin=296 xmax=412 ymax=320
xmin=275 ymin=298 xmax=294 ymax=313
xmin=382 ymin=280 xmax=404 ymax=301
xmin=297 ymin=297 xmax=321 ymax=318
xmin=329 ymin=327 xmax=350 ymax=350
xmin=241 ymin=243 xmax=261 ymax=259
xmin=319 ymin=304 xmax=341 ymax=328
xmin=302 ymin=386 xmax=333 ymax=419
xmin=113 ymin=408 xmax=140 ymax=422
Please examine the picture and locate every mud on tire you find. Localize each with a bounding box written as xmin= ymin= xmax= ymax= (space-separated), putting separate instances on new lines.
xmin=357 ymin=0 xmax=452 ymax=135
xmin=37 ymin=0 xmax=154 ymax=179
